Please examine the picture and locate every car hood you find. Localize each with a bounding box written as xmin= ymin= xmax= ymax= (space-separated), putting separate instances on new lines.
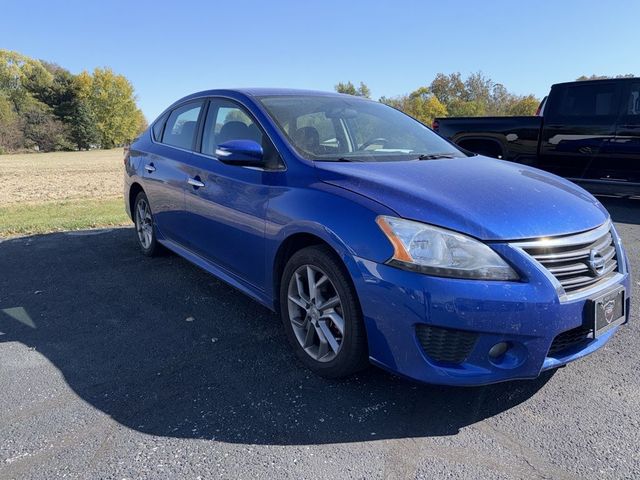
xmin=315 ymin=156 xmax=609 ymax=241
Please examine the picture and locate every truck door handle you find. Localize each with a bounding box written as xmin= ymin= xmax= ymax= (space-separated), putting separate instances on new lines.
xmin=144 ymin=163 xmax=156 ymax=173
xmin=187 ymin=177 xmax=205 ymax=188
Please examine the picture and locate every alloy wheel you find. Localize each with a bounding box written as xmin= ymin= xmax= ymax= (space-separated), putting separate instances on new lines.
xmin=287 ymin=264 xmax=345 ymax=362
xmin=135 ymin=198 xmax=153 ymax=249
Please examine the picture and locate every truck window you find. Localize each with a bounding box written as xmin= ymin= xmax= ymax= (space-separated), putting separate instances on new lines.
xmin=551 ymin=82 xmax=619 ymax=117
xmin=626 ymin=82 xmax=640 ymax=116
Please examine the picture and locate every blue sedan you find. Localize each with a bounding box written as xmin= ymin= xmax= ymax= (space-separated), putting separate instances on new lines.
xmin=124 ymin=88 xmax=631 ymax=386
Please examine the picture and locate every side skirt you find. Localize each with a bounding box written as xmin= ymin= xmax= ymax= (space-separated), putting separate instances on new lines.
xmin=159 ymin=238 xmax=275 ymax=312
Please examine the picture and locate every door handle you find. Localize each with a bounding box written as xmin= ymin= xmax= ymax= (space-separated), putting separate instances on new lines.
xmin=144 ymin=163 xmax=156 ymax=173
xmin=187 ymin=177 xmax=205 ymax=188
xmin=619 ymin=124 xmax=639 ymax=129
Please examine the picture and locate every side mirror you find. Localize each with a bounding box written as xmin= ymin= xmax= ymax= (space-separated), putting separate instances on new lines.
xmin=215 ymin=140 xmax=264 ymax=166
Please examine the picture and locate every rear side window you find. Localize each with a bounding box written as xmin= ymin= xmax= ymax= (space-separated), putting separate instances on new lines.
xmin=152 ymin=112 xmax=168 ymax=141
xmin=625 ymin=82 xmax=640 ymax=116
xmin=161 ymin=101 xmax=203 ymax=150
xmin=551 ymin=82 xmax=619 ymax=117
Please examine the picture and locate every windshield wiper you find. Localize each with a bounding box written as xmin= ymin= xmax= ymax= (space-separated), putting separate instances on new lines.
xmin=333 ymin=157 xmax=361 ymax=162
xmin=416 ymin=153 xmax=458 ymax=160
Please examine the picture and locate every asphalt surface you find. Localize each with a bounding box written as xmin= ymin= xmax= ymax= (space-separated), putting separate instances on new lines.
xmin=0 ymin=197 xmax=639 ymax=479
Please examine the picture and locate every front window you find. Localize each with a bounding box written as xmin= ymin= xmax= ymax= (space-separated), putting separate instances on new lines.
xmin=201 ymin=99 xmax=264 ymax=156
xmin=258 ymin=95 xmax=464 ymax=162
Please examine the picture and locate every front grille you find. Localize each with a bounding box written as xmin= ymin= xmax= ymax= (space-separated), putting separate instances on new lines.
xmin=548 ymin=325 xmax=592 ymax=356
xmin=416 ymin=325 xmax=478 ymax=364
xmin=520 ymin=224 xmax=618 ymax=294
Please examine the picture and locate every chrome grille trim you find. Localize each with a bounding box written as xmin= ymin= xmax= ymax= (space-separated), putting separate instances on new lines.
xmin=511 ymin=220 xmax=625 ymax=302
xmin=512 ymin=220 xmax=613 ymax=248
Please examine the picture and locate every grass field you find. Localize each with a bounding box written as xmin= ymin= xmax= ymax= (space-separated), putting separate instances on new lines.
xmin=0 ymin=149 xmax=130 ymax=237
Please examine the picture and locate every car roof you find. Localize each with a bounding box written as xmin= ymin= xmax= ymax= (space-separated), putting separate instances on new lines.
xmin=159 ymin=88 xmax=371 ymax=122
xmin=184 ymin=87 xmax=358 ymax=99
xmin=552 ymin=77 xmax=639 ymax=88
xmin=243 ymin=87 xmax=352 ymax=97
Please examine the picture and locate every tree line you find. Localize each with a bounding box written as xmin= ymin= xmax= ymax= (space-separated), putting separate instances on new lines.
xmin=0 ymin=50 xmax=146 ymax=153
xmin=335 ymin=73 xmax=636 ymax=126
xmin=335 ymin=73 xmax=540 ymax=126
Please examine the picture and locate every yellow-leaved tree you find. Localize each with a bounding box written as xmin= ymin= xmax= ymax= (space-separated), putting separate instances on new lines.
xmin=380 ymin=87 xmax=447 ymax=125
xmin=77 ymin=68 xmax=147 ymax=148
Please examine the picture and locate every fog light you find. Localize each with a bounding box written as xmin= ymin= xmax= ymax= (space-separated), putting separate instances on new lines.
xmin=489 ymin=342 xmax=509 ymax=359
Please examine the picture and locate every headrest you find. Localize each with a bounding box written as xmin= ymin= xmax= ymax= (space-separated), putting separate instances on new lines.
xmin=218 ymin=121 xmax=249 ymax=144
xmin=293 ymin=126 xmax=320 ymax=153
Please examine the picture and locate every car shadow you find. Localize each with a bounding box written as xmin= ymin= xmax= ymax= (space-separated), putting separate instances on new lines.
xmin=0 ymin=228 xmax=553 ymax=445
xmin=598 ymin=196 xmax=640 ymax=225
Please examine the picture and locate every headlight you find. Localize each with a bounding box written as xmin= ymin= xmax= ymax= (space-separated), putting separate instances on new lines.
xmin=376 ymin=216 xmax=518 ymax=280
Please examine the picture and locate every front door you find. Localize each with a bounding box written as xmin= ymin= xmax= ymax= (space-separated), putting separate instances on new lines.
xmin=183 ymin=98 xmax=279 ymax=290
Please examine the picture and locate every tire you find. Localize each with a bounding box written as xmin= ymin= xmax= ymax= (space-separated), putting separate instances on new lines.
xmin=279 ymin=245 xmax=369 ymax=378
xmin=133 ymin=191 xmax=160 ymax=257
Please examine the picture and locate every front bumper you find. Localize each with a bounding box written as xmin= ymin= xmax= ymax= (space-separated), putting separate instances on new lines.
xmin=351 ymin=241 xmax=631 ymax=387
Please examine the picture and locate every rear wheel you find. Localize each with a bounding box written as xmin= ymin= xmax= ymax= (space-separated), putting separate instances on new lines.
xmin=133 ymin=191 xmax=160 ymax=256
xmin=279 ymin=245 xmax=369 ymax=378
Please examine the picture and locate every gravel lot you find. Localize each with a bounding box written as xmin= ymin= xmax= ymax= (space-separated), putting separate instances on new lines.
xmin=0 ymin=198 xmax=638 ymax=479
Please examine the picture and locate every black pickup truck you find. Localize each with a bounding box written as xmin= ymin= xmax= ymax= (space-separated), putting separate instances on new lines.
xmin=433 ymin=78 xmax=640 ymax=196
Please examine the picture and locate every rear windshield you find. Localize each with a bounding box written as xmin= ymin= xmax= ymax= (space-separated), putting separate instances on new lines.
xmin=258 ymin=95 xmax=464 ymax=162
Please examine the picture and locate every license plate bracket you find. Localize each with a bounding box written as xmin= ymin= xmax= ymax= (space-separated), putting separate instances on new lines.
xmin=587 ymin=286 xmax=626 ymax=338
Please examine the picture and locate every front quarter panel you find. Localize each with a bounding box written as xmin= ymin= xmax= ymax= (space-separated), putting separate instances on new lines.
xmin=264 ymin=180 xmax=396 ymax=301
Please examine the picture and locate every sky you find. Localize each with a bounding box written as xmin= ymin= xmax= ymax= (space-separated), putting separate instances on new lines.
xmin=2 ymin=0 xmax=638 ymax=121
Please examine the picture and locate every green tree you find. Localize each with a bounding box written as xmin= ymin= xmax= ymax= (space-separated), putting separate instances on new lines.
xmin=464 ymin=72 xmax=492 ymax=105
xmin=31 ymin=64 xmax=99 ymax=149
xmin=0 ymin=92 xmax=23 ymax=153
xmin=0 ymin=49 xmax=53 ymax=113
xmin=0 ymin=49 xmax=146 ymax=152
xmin=21 ymin=101 xmax=72 ymax=151
xmin=446 ymin=98 xmax=485 ymax=117
xmin=78 ymin=67 xmax=146 ymax=148
xmin=356 ymin=81 xmax=371 ymax=99
xmin=335 ymin=81 xmax=371 ymax=98
xmin=576 ymin=74 xmax=635 ymax=81
xmin=67 ymin=97 xmax=99 ymax=149
xmin=429 ymin=72 xmax=490 ymax=116
xmin=427 ymin=71 xmax=541 ymax=117
xmin=429 ymin=73 xmax=466 ymax=106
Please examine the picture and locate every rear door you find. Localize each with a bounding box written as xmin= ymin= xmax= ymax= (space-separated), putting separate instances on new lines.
xmin=143 ymin=100 xmax=204 ymax=246
xmin=539 ymin=81 xmax=621 ymax=180
xmin=611 ymin=80 xmax=640 ymax=184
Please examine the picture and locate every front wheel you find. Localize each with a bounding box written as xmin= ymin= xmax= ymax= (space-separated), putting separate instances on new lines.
xmin=279 ymin=245 xmax=369 ymax=378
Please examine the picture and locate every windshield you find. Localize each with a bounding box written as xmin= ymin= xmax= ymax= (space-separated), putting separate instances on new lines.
xmin=258 ymin=95 xmax=465 ymax=162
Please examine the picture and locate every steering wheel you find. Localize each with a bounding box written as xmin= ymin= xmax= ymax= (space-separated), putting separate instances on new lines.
xmin=358 ymin=137 xmax=389 ymax=151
